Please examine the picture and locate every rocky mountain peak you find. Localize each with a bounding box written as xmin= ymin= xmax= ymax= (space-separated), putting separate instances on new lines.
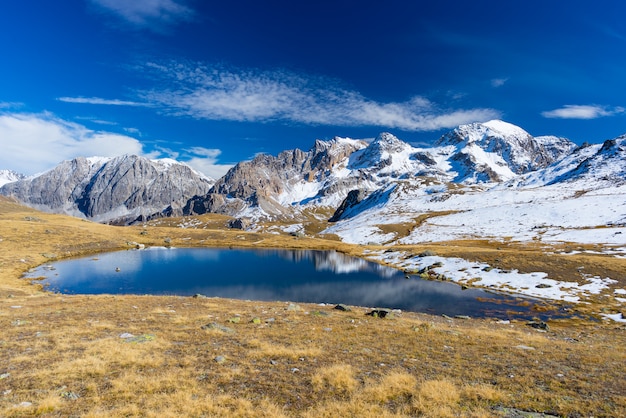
xmin=0 ymin=169 xmax=26 ymax=187
xmin=0 ymin=154 xmax=213 ymax=224
xmin=436 ymin=120 xmax=576 ymax=182
xmin=349 ymin=132 xmax=412 ymax=170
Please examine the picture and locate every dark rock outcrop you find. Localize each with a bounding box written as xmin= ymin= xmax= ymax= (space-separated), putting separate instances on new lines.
xmin=329 ymin=189 xmax=368 ymax=222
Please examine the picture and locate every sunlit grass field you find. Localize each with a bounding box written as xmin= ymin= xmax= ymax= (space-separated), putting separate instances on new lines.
xmin=0 ymin=196 xmax=624 ymax=417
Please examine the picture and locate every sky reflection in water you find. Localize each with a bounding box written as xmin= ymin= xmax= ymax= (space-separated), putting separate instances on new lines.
xmin=25 ymin=247 xmax=552 ymax=319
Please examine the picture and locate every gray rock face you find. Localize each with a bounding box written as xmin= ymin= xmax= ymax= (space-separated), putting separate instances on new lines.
xmin=184 ymin=137 xmax=367 ymax=216
xmin=0 ymin=155 xmax=213 ymax=224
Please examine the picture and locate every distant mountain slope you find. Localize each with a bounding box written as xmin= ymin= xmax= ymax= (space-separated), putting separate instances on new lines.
xmin=0 ymin=155 xmax=214 ymax=224
xmin=0 ymin=169 xmax=25 ymax=187
xmin=513 ymin=135 xmax=626 ymax=188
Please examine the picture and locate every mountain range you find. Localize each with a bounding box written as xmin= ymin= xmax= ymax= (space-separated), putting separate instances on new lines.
xmin=1 ymin=120 xmax=625 ymax=245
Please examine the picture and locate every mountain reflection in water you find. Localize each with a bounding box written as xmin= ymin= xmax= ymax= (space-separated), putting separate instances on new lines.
xmin=24 ymin=247 xmax=560 ymax=319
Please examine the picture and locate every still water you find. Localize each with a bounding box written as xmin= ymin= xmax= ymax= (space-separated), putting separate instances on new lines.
xmin=25 ymin=247 xmax=554 ymax=319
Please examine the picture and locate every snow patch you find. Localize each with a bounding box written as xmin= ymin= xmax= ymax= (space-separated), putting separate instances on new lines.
xmin=364 ymin=250 xmax=617 ymax=302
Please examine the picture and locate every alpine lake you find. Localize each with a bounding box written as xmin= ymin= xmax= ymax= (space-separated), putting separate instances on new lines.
xmin=24 ymin=247 xmax=567 ymax=320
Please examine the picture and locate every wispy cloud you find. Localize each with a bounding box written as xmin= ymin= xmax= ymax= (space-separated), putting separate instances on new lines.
xmin=0 ymin=112 xmax=146 ymax=175
xmin=541 ymin=104 xmax=625 ymax=119
xmin=490 ymin=78 xmax=508 ymax=88
xmin=0 ymin=101 xmax=24 ymax=110
xmin=89 ymin=0 xmax=194 ymax=28
xmin=181 ymin=147 xmax=233 ymax=179
xmin=58 ymin=96 xmax=147 ymax=106
xmin=140 ymin=62 xmax=500 ymax=131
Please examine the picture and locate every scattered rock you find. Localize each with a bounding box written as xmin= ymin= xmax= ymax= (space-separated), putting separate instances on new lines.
xmin=41 ymin=253 xmax=57 ymax=259
xmin=334 ymin=304 xmax=351 ymax=312
xmin=250 ymin=317 xmax=262 ymax=324
xmin=535 ymin=283 xmax=552 ymax=289
xmin=201 ymin=322 xmax=235 ymax=333
xmin=17 ymin=402 xmax=33 ymax=408
xmin=514 ymin=345 xmax=536 ymax=351
xmin=366 ymin=308 xmax=392 ymax=318
xmin=192 ymin=293 xmax=207 ymax=299
xmin=0 ymin=373 xmax=10 ymax=379
xmin=495 ymin=407 xmax=559 ymax=417
xmin=311 ymin=310 xmax=329 ymax=317
xmin=526 ymin=321 xmax=550 ymax=331
xmin=214 ymin=356 xmax=226 ymax=364
xmin=286 ymin=303 xmax=302 ymax=312
xmin=228 ymin=218 xmax=250 ymax=229
xmin=419 ymin=250 xmax=436 ymax=257
xmin=455 ymin=315 xmax=471 ymax=320
xmin=123 ymin=334 xmax=155 ymax=343
xmin=60 ymin=391 xmax=80 ymax=400
xmin=119 ymin=333 xmax=135 ymax=339
xmin=227 ymin=316 xmax=241 ymax=324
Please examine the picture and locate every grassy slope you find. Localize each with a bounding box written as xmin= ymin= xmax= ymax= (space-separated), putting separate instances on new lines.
xmin=0 ymin=196 xmax=624 ymax=417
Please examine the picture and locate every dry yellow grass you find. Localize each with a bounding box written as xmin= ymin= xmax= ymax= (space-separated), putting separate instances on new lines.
xmin=0 ymin=196 xmax=625 ymax=417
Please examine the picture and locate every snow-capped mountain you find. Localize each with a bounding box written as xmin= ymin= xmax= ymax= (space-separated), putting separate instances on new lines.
xmin=322 ymin=129 xmax=626 ymax=246
xmin=184 ymin=120 xmax=578 ymax=220
xmin=434 ymin=120 xmax=575 ymax=182
xmin=0 ymin=155 xmax=214 ymax=224
xmin=0 ymin=169 xmax=25 ymax=187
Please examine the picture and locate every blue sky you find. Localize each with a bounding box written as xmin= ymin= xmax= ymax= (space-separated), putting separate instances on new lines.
xmin=1 ymin=0 xmax=625 ymax=178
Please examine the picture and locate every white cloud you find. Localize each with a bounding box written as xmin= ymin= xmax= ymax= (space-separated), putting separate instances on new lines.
xmin=541 ymin=105 xmax=625 ymax=119
xmin=58 ymin=96 xmax=147 ymax=106
xmin=0 ymin=112 xmax=146 ymax=175
xmin=124 ymin=127 xmax=142 ymax=135
xmin=180 ymin=147 xmax=234 ymax=180
xmin=0 ymin=101 xmax=23 ymax=109
xmin=141 ymin=63 xmax=500 ymax=131
xmin=490 ymin=78 xmax=508 ymax=88
xmin=89 ymin=0 xmax=193 ymax=27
